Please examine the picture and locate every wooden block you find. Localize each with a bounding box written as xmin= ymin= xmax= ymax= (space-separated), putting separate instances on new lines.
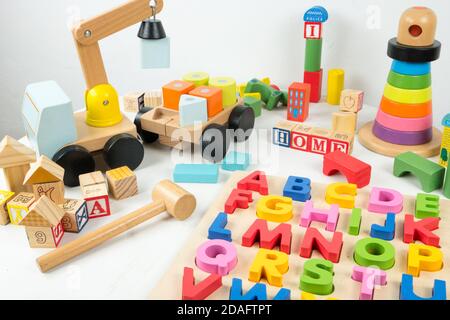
xmin=32 ymin=181 xmax=65 ymax=205
xmin=222 ymin=152 xmax=251 ymax=172
xmin=291 ymin=124 xmax=314 ymax=152
xmin=179 ymin=95 xmax=208 ymax=127
xmin=244 ymin=97 xmax=262 ymax=118
xmin=123 ymin=92 xmax=145 ymax=113
xmin=273 ymin=121 xmax=298 ymax=148
xmin=25 ymin=223 xmax=64 ymax=249
xmin=370 ymin=213 xmax=396 ymax=241
xmin=3 ymin=164 xmax=33 ymax=194
xmin=79 ymin=171 xmax=110 ymax=219
xmin=330 ymin=131 xmax=354 ymax=155
xmin=323 ymin=150 xmax=372 ymax=188
xmin=304 ymin=39 xmax=323 ymax=72
xmin=348 ymin=208 xmax=362 ymax=236
xmin=79 ymin=171 xmax=107 ymax=190
xmin=237 ymin=83 xmax=248 ymax=97
xmin=407 ymin=244 xmax=443 ymax=277
xmin=304 ymin=22 xmax=322 ymax=39
xmin=299 ymin=228 xmax=343 ymax=263
xmin=327 ymin=69 xmax=345 ymax=105
xmin=182 ymin=267 xmax=222 ymax=300
xmin=20 ymin=195 xmax=65 ymax=228
xmin=162 ymin=80 xmax=196 ymax=111
xmin=158 ymin=135 xmax=190 ymax=151
xmin=332 ymin=111 xmax=357 ymax=134
xmin=7 ymin=192 xmax=35 ymax=225
xmin=310 ymin=127 xmax=332 ymax=155
xmin=340 ymin=89 xmax=364 ymax=113
xmin=60 ymin=199 xmax=89 ymax=233
xmin=106 ymin=166 xmax=138 ymax=200
xmin=304 ymin=69 xmax=323 ymax=103
xmin=248 ymin=249 xmax=289 ymax=287
xmin=144 ymin=90 xmax=163 ymax=108
xmin=243 ymin=93 xmax=261 ymax=100
xmin=325 ymin=182 xmax=357 ymax=209
xmin=189 ymin=86 xmax=223 ymax=119
xmin=182 ymin=72 xmax=210 ymax=87
xmin=173 ymin=164 xmax=219 ymax=184
xmin=397 ymin=7 xmax=436 ymax=47
xmin=400 ymin=274 xmax=446 ymax=300
xmin=445 ymin=164 xmax=450 ymax=199
xmin=287 ymin=82 xmax=311 ymax=123
xmin=0 ymin=190 xmax=15 ymax=225
xmin=439 ymin=115 xmax=450 ymax=167
xmin=209 ymin=77 xmax=237 ymax=108
xmin=23 ymin=155 xmax=65 ymax=185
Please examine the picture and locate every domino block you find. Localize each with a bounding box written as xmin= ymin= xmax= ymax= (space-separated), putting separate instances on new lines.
xmin=299 ymin=227 xmax=343 ymax=263
xmin=368 ymin=187 xmax=403 ymax=214
xmin=325 ymin=183 xmax=357 ymax=209
xmin=400 ymin=274 xmax=446 ymax=300
xmin=300 ymin=200 xmax=340 ymax=232
xmin=283 ymin=176 xmax=311 ymax=202
xmin=327 ymin=69 xmax=345 ymax=105
xmin=394 ymin=152 xmax=446 ymax=193
xmin=287 ymin=82 xmax=311 ymax=122
xmin=144 ymin=90 xmax=163 ymax=108
xmin=208 ymin=212 xmax=232 ymax=242
xmin=352 ymin=266 xmax=387 ymax=300
xmin=7 ymin=192 xmax=35 ymax=225
xmin=407 ymin=244 xmax=443 ymax=277
xmin=162 ymin=80 xmax=195 ymax=111
xmin=60 ymin=199 xmax=89 ymax=233
xmin=123 ymin=92 xmax=145 ymax=112
xmin=244 ymin=96 xmax=262 ymax=118
xmin=106 ymin=166 xmax=138 ymax=200
xmin=79 ymin=171 xmax=110 ymax=219
xmin=0 ymin=190 xmax=15 ymax=225
xmin=416 ymin=193 xmax=440 ymax=218
xmin=370 ymin=213 xmax=396 ymax=241
xmin=348 ymin=208 xmax=362 ymax=236
xmin=304 ymin=69 xmax=323 ymax=103
xmin=340 ymin=89 xmax=364 ymax=113
xmin=173 ymin=164 xmax=219 ymax=184
xmin=237 ymin=171 xmax=269 ymax=195
xmin=182 ymin=267 xmax=222 ymax=300
xmin=32 ymin=181 xmax=65 ymax=205
xmin=242 ymin=219 xmax=292 ymax=254
xmin=332 ymin=111 xmax=357 ymax=134
xmin=209 ymin=77 xmax=237 ymax=108
xmin=323 ymin=150 xmax=372 ymax=188
xmin=188 ymin=86 xmax=223 ymax=118
xmin=403 ymin=214 xmax=440 ymax=247
xmin=224 ymin=189 xmax=253 ymax=214
xmin=273 ymin=121 xmax=297 ymax=148
xmin=222 ymin=151 xmax=251 ymax=172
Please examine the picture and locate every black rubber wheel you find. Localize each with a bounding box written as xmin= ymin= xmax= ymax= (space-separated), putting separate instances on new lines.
xmin=134 ymin=107 xmax=159 ymax=144
xmin=103 ymin=133 xmax=144 ymax=170
xmin=201 ymin=124 xmax=230 ymax=163
xmin=52 ymin=145 xmax=96 ymax=187
xmin=228 ymin=105 xmax=255 ymax=142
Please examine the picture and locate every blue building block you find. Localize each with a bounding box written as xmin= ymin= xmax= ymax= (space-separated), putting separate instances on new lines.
xmin=283 ymin=176 xmax=311 ymax=202
xmin=229 ymin=278 xmax=291 ymax=300
xmin=370 ymin=213 xmax=396 ymax=241
xmin=273 ymin=128 xmax=291 ymax=148
xmin=400 ymin=274 xmax=447 ymax=300
xmin=141 ymin=37 xmax=170 ymax=69
xmin=391 ymin=60 xmax=431 ymax=76
xmin=173 ymin=164 xmax=219 ymax=183
xmin=179 ymin=95 xmax=208 ymax=127
xmin=222 ymin=152 xmax=251 ymax=171
xmin=208 ymin=212 xmax=232 ymax=242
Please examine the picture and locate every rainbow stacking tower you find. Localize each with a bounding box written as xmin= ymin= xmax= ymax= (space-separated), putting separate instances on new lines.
xmin=359 ymin=7 xmax=442 ymax=157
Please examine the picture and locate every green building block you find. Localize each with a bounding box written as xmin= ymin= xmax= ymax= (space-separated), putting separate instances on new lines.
xmin=354 ymin=238 xmax=396 ymax=270
xmin=415 ymin=193 xmax=440 ymax=218
xmin=244 ymin=96 xmax=262 ymax=117
xmin=245 ymin=79 xmax=287 ymax=110
xmin=348 ymin=208 xmax=362 ymax=236
xmin=444 ymin=167 xmax=450 ymax=199
xmin=305 ymin=39 xmax=323 ymax=72
xmin=299 ymin=259 xmax=334 ymax=296
xmin=393 ymin=152 xmax=446 ymax=193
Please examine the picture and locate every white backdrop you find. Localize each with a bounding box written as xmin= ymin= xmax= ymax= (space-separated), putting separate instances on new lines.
xmin=1 ymin=0 xmax=449 ymax=137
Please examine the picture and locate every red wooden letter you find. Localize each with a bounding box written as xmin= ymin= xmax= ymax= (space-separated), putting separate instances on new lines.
xmin=403 ymin=214 xmax=440 ymax=248
xmin=182 ymin=267 xmax=222 ymax=300
xmin=224 ymin=189 xmax=253 ymax=214
xmin=237 ymin=171 xmax=269 ymax=195
xmin=299 ymin=228 xmax=343 ymax=263
xmin=241 ymin=219 xmax=292 ymax=254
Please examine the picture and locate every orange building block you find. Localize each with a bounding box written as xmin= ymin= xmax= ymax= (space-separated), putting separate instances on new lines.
xmin=189 ymin=86 xmax=223 ymax=118
xmin=162 ymin=80 xmax=196 ymax=111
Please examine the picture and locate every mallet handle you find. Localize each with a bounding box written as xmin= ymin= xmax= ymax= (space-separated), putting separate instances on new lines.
xmin=37 ymin=200 xmax=166 ymax=273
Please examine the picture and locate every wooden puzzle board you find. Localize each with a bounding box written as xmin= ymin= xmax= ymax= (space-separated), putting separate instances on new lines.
xmin=150 ymin=172 xmax=450 ymax=300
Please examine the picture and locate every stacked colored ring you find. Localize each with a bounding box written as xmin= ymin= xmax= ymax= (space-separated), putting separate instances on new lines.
xmin=376 ymin=110 xmax=432 ymax=132
xmin=383 ymin=84 xmax=431 ymax=105
xmin=391 ymin=60 xmax=430 ymax=76
xmin=379 ymin=96 xmax=432 ymax=119
xmin=387 ymin=38 xmax=441 ymax=63
xmin=373 ymin=121 xmax=433 ymax=145
xmin=387 ymin=71 xmax=431 ymax=90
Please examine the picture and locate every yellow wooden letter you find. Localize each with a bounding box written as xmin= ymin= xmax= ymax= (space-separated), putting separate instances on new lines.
xmin=325 ymin=183 xmax=357 ymax=209
xmin=256 ymin=195 xmax=293 ymax=223
xmin=248 ymin=249 xmax=289 ymax=287
xmin=407 ymin=244 xmax=443 ymax=277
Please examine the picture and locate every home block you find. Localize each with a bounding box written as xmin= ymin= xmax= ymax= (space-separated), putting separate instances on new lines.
xmin=208 ymin=212 xmax=232 ymax=242
xmin=222 ymin=152 xmax=251 ymax=172
xmin=173 ymin=164 xmax=219 ymax=184
xmin=224 ymin=189 xmax=253 ymax=214
xmin=287 ymin=82 xmax=311 ymax=122
xmin=323 ymin=150 xmax=372 ymax=188
xmin=237 ymin=171 xmax=269 ymax=195
xmin=178 ymin=95 xmax=208 ymax=127
xmin=79 ymin=171 xmax=110 ymax=219
xmin=332 ymin=111 xmax=357 ymax=134
xmin=248 ymin=249 xmax=289 ymax=287
xmin=162 ymin=80 xmax=196 ymax=111
xmin=340 ymin=89 xmax=364 ymax=113
xmin=304 ymin=69 xmax=323 ymax=103
xmin=106 ymin=166 xmax=138 ymax=200
xmin=182 ymin=267 xmax=222 ymax=300
xmin=348 ymin=208 xmax=362 ymax=236
xmin=403 ymin=214 xmax=440 ymax=248
xmin=299 ymin=228 xmax=343 ymax=263
xmin=195 ymin=239 xmax=238 ymax=276
xmin=0 ymin=190 xmax=15 ymax=225
xmin=304 ymin=22 xmax=322 ymax=39
xmin=300 ymin=200 xmax=340 ymax=232
xmin=407 ymin=244 xmax=443 ymax=277
xmin=352 ymin=266 xmax=387 ymax=300
xmin=325 ymin=183 xmax=357 ymax=209
xmin=416 ymin=193 xmax=440 ymax=218
xmin=60 ymin=199 xmax=89 ymax=233
xmin=394 ymin=152 xmax=446 ymax=193
xmin=283 ymin=176 xmax=311 ymax=202
xmin=400 ymin=274 xmax=447 ymax=300
xmin=32 ymin=181 xmax=64 ymax=205
xmin=310 ymin=128 xmax=332 ymax=155
xmin=330 ymin=131 xmax=354 ymax=154
xmin=300 ymin=258 xmax=334 ymax=295
xmin=123 ymin=92 xmax=145 ymax=112
xmin=354 ymin=237 xmax=396 ymax=270
xmin=273 ymin=121 xmax=296 ymax=148
xmin=189 ymin=86 xmax=223 ymax=118
xmin=242 ymin=219 xmax=292 ymax=254
xmin=291 ymin=124 xmax=314 ymax=152
xmin=244 ymin=96 xmax=262 ymax=118
xmin=368 ymin=187 xmax=403 ymax=214
xmin=370 ymin=213 xmax=396 ymax=241
xmin=7 ymin=192 xmax=35 ymax=225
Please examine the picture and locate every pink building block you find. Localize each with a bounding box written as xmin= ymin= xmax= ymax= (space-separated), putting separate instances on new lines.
xmin=195 ymin=239 xmax=238 ymax=276
xmin=368 ymin=187 xmax=403 ymax=214
xmin=352 ymin=266 xmax=387 ymax=300
xmin=300 ymin=200 xmax=340 ymax=232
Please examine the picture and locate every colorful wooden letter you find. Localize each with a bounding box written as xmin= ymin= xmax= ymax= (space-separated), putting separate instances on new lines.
xmin=370 ymin=213 xmax=396 ymax=241
xmin=283 ymin=176 xmax=311 ymax=202
xmin=237 ymin=171 xmax=269 ymax=195
xmin=403 ymin=214 xmax=440 ymax=247
xmin=224 ymin=189 xmax=253 ymax=214
xmin=256 ymin=196 xmax=293 ymax=223
xmin=400 ymin=274 xmax=446 ymax=300
xmin=407 ymin=244 xmax=443 ymax=277
xmin=354 ymin=237 xmax=396 ymax=270
xmin=195 ymin=240 xmax=238 ymax=276
xmin=325 ymin=182 xmax=357 ymax=209
xmin=208 ymin=212 xmax=232 ymax=242
xmin=368 ymin=187 xmax=403 ymax=214
xmin=300 ymin=200 xmax=340 ymax=232
xmin=182 ymin=267 xmax=222 ymax=300
xmin=230 ymin=278 xmax=291 ymax=300
xmin=248 ymin=249 xmax=289 ymax=287
xmin=300 ymin=258 xmax=334 ymax=295
xmin=415 ymin=193 xmax=440 ymax=218
xmin=299 ymin=228 xmax=343 ymax=263
xmin=242 ymin=219 xmax=292 ymax=254
xmin=348 ymin=208 xmax=362 ymax=236
xmin=352 ymin=266 xmax=387 ymax=300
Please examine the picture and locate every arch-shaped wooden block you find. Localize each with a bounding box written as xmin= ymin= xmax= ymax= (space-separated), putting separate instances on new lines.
xmin=323 ymin=150 xmax=372 ymax=188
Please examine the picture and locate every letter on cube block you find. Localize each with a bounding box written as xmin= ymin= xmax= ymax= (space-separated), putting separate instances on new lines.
xmin=178 ymin=95 xmax=208 ymax=127
xmin=79 ymin=172 xmax=110 ymax=219
xmin=162 ymin=80 xmax=195 ymax=111
xmin=106 ymin=166 xmax=138 ymax=200
xmin=340 ymin=89 xmax=364 ymax=113
xmin=60 ymin=199 xmax=89 ymax=233
xmin=7 ymin=192 xmax=35 ymax=225
xmin=0 ymin=190 xmax=15 ymax=225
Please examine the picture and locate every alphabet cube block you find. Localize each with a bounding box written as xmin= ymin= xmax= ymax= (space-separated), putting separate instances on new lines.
xmin=7 ymin=192 xmax=35 ymax=225
xmin=32 ymin=181 xmax=65 ymax=205
xmin=304 ymin=22 xmax=322 ymax=39
xmin=178 ymin=95 xmax=208 ymax=127
xmin=310 ymin=128 xmax=332 ymax=155
xmin=0 ymin=190 xmax=15 ymax=225
xmin=162 ymin=80 xmax=195 ymax=111
xmin=123 ymin=92 xmax=145 ymax=113
xmin=60 ymin=199 xmax=89 ymax=233
xmin=106 ymin=166 xmax=138 ymax=200
xmin=189 ymin=86 xmax=223 ymax=118
xmin=340 ymin=89 xmax=364 ymax=113
xmin=25 ymin=223 xmax=64 ymax=248
xmin=79 ymin=171 xmax=110 ymax=219
xmin=273 ymin=121 xmax=297 ymax=148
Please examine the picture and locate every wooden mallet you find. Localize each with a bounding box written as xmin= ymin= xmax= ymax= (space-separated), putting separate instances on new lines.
xmin=37 ymin=180 xmax=196 ymax=272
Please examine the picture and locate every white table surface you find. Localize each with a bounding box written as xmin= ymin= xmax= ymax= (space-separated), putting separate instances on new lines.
xmin=0 ymin=102 xmax=443 ymax=300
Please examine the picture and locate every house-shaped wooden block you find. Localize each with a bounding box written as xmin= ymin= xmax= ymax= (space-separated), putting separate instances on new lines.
xmin=79 ymin=171 xmax=110 ymax=219
xmin=20 ymin=195 xmax=65 ymax=248
xmin=0 ymin=190 xmax=15 ymax=225
xmin=60 ymin=199 xmax=89 ymax=233
xmin=7 ymin=192 xmax=35 ymax=225
xmin=23 ymin=155 xmax=65 ymax=205
xmin=0 ymin=136 xmax=36 ymax=193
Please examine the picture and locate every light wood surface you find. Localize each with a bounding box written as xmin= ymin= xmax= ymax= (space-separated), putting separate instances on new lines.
xmin=23 ymin=155 xmax=65 ymax=185
xmin=358 ymin=121 xmax=442 ymax=158
xmin=73 ymin=41 xmax=108 ymax=90
xmin=150 ymin=172 xmax=450 ymax=300
xmin=3 ymin=165 xmax=33 ymax=193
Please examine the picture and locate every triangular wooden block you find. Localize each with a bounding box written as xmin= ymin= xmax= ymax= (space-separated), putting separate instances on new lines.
xmin=20 ymin=195 xmax=65 ymax=227
xmin=0 ymin=136 xmax=36 ymax=168
xmin=23 ymin=155 xmax=65 ymax=185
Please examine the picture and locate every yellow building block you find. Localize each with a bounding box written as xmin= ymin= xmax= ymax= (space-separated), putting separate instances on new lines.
xmin=0 ymin=190 xmax=15 ymax=225
xmin=327 ymin=69 xmax=345 ymax=105
xmin=248 ymin=249 xmax=289 ymax=287
xmin=256 ymin=195 xmax=293 ymax=223
xmin=325 ymin=183 xmax=357 ymax=209
xmin=182 ymin=72 xmax=210 ymax=87
xmin=407 ymin=244 xmax=443 ymax=277
xmin=7 ymin=192 xmax=35 ymax=225
xmin=237 ymin=83 xmax=248 ymax=97
xmin=261 ymin=77 xmax=271 ymax=85
xmin=243 ymin=93 xmax=262 ymax=101
xmin=210 ymin=77 xmax=237 ymax=108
